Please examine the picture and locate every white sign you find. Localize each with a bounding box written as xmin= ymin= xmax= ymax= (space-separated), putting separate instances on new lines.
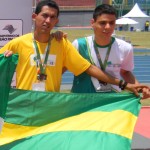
xmin=0 ymin=19 xmax=23 ymax=47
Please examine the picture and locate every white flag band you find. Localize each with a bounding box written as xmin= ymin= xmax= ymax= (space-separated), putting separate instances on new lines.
xmin=0 ymin=117 xmax=4 ymax=133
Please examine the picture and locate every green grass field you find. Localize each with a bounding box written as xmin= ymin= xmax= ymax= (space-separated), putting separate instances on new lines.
xmin=115 ymin=31 xmax=150 ymax=49
xmin=53 ymin=28 xmax=150 ymax=49
xmin=54 ymin=29 xmax=150 ymax=105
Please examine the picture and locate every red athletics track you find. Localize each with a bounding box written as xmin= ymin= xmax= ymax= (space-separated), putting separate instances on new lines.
xmin=132 ymin=106 xmax=150 ymax=149
xmin=134 ymin=107 xmax=150 ymax=138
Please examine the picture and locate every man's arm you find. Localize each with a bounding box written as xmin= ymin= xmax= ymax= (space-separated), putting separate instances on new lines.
xmin=86 ymin=65 xmax=150 ymax=97
xmin=86 ymin=65 xmax=120 ymax=86
xmin=120 ymin=69 xmax=150 ymax=99
xmin=120 ymin=69 xmax=139 ymax=84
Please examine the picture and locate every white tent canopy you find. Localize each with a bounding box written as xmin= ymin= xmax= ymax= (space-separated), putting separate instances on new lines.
xmin=121 ymin=3 xmax=150 ymax=31
xmin=116 ymin=18 xmax=138 ymax=25
xmin=122 ymin=3 xmax=149 ymax=18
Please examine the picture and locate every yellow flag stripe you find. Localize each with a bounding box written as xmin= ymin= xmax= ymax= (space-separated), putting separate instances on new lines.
xmin=0 ymin=110 xmax=137 ymax=145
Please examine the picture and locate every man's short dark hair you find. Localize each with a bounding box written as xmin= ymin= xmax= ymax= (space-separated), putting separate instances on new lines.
xmin=35 ymin=0 xmax=59 ymax=17
xmin=93 ymin=4 xmax=117 ymax=21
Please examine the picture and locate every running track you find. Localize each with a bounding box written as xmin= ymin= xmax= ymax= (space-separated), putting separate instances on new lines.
xmin=62 ymin=55 xmax=150 ymax=84
xmin=132 ymin=107 xmax=150 ymax=149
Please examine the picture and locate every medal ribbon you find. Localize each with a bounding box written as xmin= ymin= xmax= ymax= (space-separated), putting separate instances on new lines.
xmin=32 ymin=36 xmax=51 ymax=75
xmin=93 ymin=38 xmax=112 ymax=71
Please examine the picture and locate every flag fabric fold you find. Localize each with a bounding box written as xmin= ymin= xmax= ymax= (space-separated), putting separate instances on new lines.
xmin=0 ymin=54 xmax=18 ymax=132
xmin=0 ymin=54 xmax=141 ymax=150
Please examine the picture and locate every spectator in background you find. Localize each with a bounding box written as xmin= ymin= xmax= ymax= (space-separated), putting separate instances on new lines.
xmin=145 ymin=20 xmax=149 ymax=31
xmin=130 ymin=26 xmax=134 ymax=32
xmin=119 ymin=25 xmax=123 ymax=31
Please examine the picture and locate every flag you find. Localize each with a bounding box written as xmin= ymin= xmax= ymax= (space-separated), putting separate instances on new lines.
xmin=0 ymin=89 xmax=141 ymax=150
xmin=0 ymin=54 xmax=18 ymax=132
xmin=0 ymin=54 xmax=141 ymax=150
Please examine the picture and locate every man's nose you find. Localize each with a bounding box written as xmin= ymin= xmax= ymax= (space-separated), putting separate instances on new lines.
xmin=105 ymin=23 xmax=111 ymax=28
xmin=45 ymin=17 xmax=51 ymax=22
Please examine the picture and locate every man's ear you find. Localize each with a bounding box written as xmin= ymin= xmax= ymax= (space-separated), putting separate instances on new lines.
xmin=90 ymin=19 xmax=95 ymax=28
xmin=32 ymin=13 xmax=37 ymax=20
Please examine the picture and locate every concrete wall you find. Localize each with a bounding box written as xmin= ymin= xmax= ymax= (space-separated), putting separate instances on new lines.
xmin=57 ymin=11 xmax=93 ymax=27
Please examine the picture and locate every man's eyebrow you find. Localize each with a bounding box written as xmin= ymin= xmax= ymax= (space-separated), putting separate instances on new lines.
xmin=99 ymin=20 xmax=115 ymax=23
